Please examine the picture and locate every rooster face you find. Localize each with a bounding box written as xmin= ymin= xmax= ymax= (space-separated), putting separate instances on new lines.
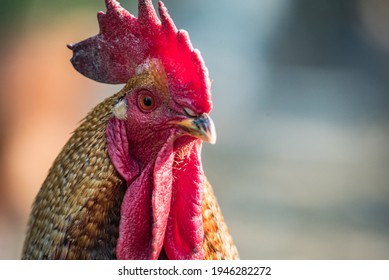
xmin=111 ymin=58 xmax=216 ymax=164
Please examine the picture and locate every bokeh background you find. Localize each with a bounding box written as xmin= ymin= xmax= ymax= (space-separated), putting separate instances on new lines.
xmin=1 ymin=0 xmax=389 ymax=259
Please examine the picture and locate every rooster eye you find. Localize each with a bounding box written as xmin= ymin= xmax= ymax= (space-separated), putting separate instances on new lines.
xmin=138 ymin=90 xmax=156 ymax=112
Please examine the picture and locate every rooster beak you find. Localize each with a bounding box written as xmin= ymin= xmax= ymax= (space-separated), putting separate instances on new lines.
xmin=174 ymin=113 xmax=217 ymax=144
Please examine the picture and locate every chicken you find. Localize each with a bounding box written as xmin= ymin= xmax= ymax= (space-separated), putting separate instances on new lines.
xmin=22 ymin=0 xmax=238 ymax=260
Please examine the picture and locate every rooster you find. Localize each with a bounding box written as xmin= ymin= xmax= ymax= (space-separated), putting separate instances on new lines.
xmin=22 ymin=0 xmax=238 ymax=260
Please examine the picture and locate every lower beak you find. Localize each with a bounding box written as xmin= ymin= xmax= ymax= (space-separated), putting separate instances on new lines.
xmin=174 ymin=113 xmax=217 ymax=144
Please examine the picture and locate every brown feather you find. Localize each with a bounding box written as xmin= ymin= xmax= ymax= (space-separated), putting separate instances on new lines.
xmin=202 ymin=179 xmax=239 ymax=260
xmin=22 ymin=90 xmax=127 ymax=259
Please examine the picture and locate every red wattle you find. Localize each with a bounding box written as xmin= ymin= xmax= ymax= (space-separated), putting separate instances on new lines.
xmin=108 ymin=118 xmax=204 ymax=259
xmin=150 ymin=134 xmax=175 ymax=259
xmin=116 ymin=163 xmax=154 ymax=259
xmin=164 ymin=140 xmax=205 ymax=259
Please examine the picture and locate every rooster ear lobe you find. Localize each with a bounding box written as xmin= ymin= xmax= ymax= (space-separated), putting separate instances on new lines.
xmin=106 ymin=118 xmax=139 ymax=182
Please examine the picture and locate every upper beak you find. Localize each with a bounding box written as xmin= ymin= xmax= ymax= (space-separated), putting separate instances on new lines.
xmin=173 ymin=113 xmax=217 ymax=144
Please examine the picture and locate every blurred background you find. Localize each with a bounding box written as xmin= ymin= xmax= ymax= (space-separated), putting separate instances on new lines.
xmin=0 ymin=0 xmax=388 ymax=259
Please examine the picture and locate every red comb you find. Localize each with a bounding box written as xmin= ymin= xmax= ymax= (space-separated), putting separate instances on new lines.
xmin=69 ymin=0 xmax=211 ymax=112
xmin=68 ymin=0 xmax=211 ymax=112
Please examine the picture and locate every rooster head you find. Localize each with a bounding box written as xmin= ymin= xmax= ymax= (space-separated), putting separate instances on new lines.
xmin=68 ymin=0 xmax=215 ymax=260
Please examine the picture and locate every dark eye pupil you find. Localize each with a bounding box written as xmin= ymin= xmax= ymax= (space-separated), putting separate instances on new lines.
xmin=143 ymin=96 xmax=153 ymax=107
